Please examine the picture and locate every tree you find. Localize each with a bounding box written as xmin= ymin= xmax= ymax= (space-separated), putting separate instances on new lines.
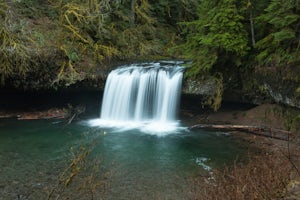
xmin=49 ymin=0 xmax=121 ymax=85
xmin=255 ymin=0 xmax=300 ymax=66
xmin=181 ymin=0 xmax=249 ymax=77
xmin=108 ymin=0 xmax=164 ymax=59
xmin=150 ymin=0 xmax=199 ymax=25
xmin=247 ymin=0 xmax=256 ymax=47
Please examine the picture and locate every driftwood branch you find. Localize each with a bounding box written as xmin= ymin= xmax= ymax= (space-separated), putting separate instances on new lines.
xmin=66 ymin=105 xmax=86 ymax=124
xmin=189 ymin=124 xmax=293 ymax=141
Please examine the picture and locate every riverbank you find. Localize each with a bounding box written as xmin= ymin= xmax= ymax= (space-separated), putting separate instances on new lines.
xmin=183 ymin=103 xmax=300 ymax=199
xmin=0 ymin=108 xmax=67 ymax=120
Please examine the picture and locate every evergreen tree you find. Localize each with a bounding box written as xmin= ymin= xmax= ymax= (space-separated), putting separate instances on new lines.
xmin=255 ymin=0 xmax=300 ymax=66
xmin=150 ymin=0 xmax=199 ymax=25
xmin=181 ymin=0 xmax=249 ymax=77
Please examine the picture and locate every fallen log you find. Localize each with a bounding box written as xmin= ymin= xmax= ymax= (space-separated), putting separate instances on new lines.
xmin=18 ymin=114 xmax=65 ymax=120
xmin=66 ymin=105 xmax=86 ymax=124
xmin=189 ymin=124 xmax=293 ymax=141
xmin=17 ymin=109 xmax=67 ymax=120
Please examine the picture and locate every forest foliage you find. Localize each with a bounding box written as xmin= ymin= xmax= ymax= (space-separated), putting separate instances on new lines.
xmin=0 ymin=0 xmax=198 ymax=88
xmin=181 ymin=0 xmax=299 ymax=76
xmin=0 ymin=0 xmax=299 ymax=95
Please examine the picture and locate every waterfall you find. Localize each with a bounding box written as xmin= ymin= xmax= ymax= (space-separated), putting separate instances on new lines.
xmin=89 ymin=62 xmax=184 ymax=134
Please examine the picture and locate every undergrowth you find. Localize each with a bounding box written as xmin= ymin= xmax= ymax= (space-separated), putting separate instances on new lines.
xmin=189 ymin=142 xmax=300 ymax=200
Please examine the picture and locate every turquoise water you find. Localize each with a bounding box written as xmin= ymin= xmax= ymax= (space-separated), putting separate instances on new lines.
xmin=0 ymin=118 xmax=248 ymax=199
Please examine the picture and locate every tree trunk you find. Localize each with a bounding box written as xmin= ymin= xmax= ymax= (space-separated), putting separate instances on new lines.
xmin=189 ymin=124 xmax=293 ymax=141
xmin=88 ymin=0 xmax=94 ymax=13
xmin=249 ymin=5 xmax=256 ymax=47
xmin=130 ymin=0 xmax=136 ymax=28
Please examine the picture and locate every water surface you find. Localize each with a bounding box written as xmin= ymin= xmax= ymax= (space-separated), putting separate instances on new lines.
xmin=0 ymin=118 xmax=248 ymax=199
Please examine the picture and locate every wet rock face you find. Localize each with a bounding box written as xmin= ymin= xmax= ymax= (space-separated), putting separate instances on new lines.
xmin=180 ymin=66 xmax=300 ymax=109
xmin=181 ymin=77 xmax=219 ymax=106
xmin=262 ymin=83 xmax=300 ymax=108
xmin=254 ymin=67 xmax=300 ymax=109
xmin=181 ymin=76 xmax=224 ymax=110
xmin=182 ymin=78 xmax=218 ymax=96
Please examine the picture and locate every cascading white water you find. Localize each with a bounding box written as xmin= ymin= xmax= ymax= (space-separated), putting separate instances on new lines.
xmin=89 ymin=62 xmax=184 ymax=134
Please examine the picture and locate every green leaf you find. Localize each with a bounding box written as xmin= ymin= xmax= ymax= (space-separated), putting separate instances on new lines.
xmin=273 ymin=29 xmax=295 ymax=43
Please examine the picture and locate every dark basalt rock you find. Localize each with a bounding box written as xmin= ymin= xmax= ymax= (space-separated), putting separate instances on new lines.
xmin=180 ymin=66 xmax=300 ymax=109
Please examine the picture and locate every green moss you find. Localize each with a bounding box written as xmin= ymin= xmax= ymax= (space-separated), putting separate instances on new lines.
xmin=296 ymin=87 xmax=300 ymax=96
xmin=204 ymin=75 xmax=223 ymax=111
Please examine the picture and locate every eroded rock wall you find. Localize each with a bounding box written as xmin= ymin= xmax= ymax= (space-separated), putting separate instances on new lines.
xmin=181 ymin=66 xmax=300 ymax=109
